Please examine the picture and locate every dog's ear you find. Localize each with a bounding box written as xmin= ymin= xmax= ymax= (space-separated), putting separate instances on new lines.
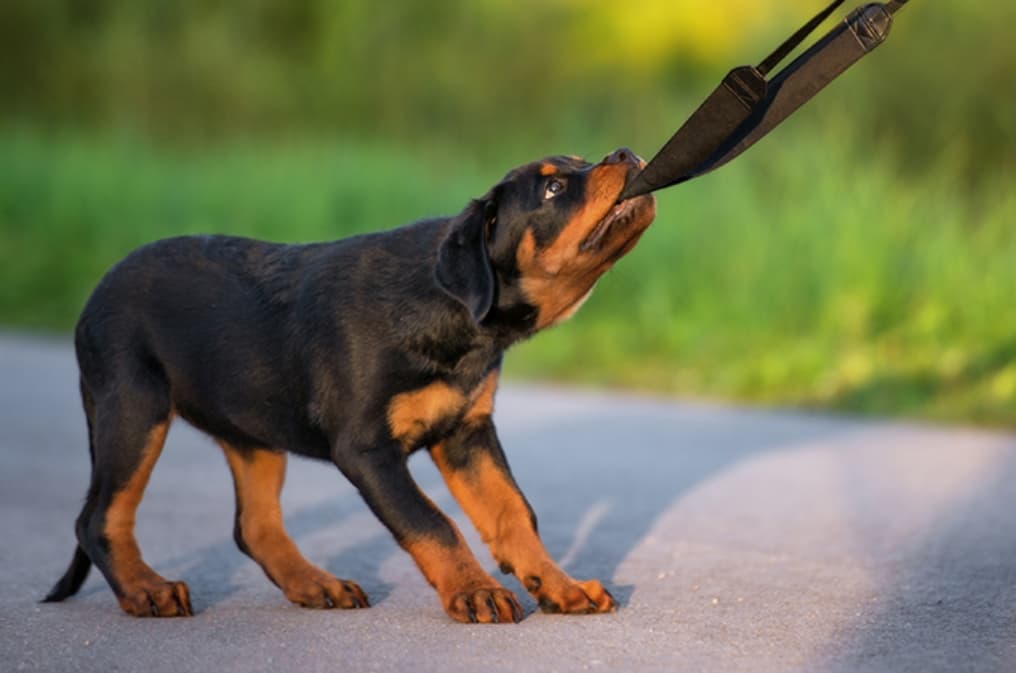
xmin=435 ymin=197 xmax=497 ymax=324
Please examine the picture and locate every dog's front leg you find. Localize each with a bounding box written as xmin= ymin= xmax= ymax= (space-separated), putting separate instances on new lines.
xmin=430 ymin=421 xmax=616 ymax=615
xmin=334 ymin=443 xmax=523 ymax=623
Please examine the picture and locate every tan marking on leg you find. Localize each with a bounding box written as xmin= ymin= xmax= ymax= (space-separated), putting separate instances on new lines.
xmin=464 ymin=371 xmax=499 ymax=424
xmin=403 ymin=532 xmax=521 ymax=623
xmin=220 ymin=443 xmax=367 ymax=609
xmin=431 ymin=448 xmax=614 ymax=615
xmin=387 ymin=381 xmax=466 ymax=449
xmin=403 ymin=534 xmax=494 ymax=596
xmin=105 ymin=415 xmax=192 ymax=617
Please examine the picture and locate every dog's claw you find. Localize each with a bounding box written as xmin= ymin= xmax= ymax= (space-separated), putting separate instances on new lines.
xmin=279 ymin=569 xmax=368 ymax=610
xmin=486 ymin=596 xmax=499 ymax=623
xmin=533 ymin=577 xmax=614 ymax=615
xmin=446 ymin=587 xmax=522 ymax=624
xmin=118 ymin=579 xmax=193 ymax=618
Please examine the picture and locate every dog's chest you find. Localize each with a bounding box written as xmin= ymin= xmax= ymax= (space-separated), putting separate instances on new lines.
xmin=385 ymin=374 xmax=496 ymax=452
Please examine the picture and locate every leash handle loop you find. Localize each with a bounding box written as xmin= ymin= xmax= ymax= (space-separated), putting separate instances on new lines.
xmin=618 ymin=0 xmax=915 ymax=202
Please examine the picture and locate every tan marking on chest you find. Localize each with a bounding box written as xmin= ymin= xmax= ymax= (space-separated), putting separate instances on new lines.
xmin=387 ymin=381 xmax=467 ymax=448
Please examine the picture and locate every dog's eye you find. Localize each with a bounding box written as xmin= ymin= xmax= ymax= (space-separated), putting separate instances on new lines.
xmin=544 ymin=178 xmax=565 ymax=200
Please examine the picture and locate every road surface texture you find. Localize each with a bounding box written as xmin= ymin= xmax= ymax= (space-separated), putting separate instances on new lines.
xmin=1 ymin=332 xmax=1014 ymax=673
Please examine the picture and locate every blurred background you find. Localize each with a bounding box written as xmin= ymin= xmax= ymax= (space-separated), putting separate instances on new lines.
xmin=0 ymin=0 xmax=1013 ymax=425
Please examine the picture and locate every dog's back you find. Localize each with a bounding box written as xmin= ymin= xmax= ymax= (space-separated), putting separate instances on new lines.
xmin=45 ymin=149 xmax=653 ymax=622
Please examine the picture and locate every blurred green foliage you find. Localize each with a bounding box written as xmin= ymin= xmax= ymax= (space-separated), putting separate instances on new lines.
xmin=1 ymin=1 xmax=1014 ymax=424
xmin=3 ymin=1 xmax=1014 ymax=173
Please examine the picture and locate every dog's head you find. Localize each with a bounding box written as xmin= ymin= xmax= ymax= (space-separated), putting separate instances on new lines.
xmin=436 ymin=148 xmax=656 ymax=330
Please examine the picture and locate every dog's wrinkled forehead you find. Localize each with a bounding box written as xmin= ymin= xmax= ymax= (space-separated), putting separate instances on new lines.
xmin=501 ymin=155 xmax=589 ymax=186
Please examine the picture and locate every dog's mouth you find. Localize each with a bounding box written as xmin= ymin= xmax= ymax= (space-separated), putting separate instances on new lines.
xmin=579 ymin=193 xmax=655 ymax=253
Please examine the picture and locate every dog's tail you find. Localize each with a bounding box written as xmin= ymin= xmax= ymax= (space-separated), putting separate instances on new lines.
xmin=42 ymin=545 xmax=93 ymax=603
xmin=42 ymin=377 xmax=97 ymax=603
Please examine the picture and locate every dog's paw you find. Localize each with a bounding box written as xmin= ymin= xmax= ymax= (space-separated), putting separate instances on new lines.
xmin=117 ymin=578 xmax=193 ymax=617
xmin=280 ymin=567 xmax=369 ymax=609
xmin=532 ymin=577 xmax=615 ymax=615
xmin=444 ymin=587 xmax=524 ymax=624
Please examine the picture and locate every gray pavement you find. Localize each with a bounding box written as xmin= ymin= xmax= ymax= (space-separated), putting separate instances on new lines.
xmin=1 ymin=332 xmax=1014 ymax=672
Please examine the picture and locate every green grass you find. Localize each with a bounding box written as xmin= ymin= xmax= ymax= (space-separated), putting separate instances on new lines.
xmin=2 ymin=128 xmax=1015 ymax=426
xmin=0 ymin=131 xmax=491 ymax=327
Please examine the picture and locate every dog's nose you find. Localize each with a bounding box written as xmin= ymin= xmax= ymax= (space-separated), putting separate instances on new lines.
xmin=604 ymin=147 xmax=639 ymax=166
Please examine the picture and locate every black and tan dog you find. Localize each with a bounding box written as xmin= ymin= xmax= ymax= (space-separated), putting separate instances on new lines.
xmin=43 ymin=148 xmax=656 ymax=623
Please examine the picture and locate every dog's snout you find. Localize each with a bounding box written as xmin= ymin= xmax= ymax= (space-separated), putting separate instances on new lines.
xmin=604 ymin=147 xmax=638 ymax=166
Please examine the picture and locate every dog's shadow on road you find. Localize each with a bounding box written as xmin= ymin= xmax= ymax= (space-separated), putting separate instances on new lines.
xmin=63 ymin=391 xmax=1016 ymax=658
xmin=73 ymin=489 xmax=400 ymax=611
xmin=136 ymin=397 xmax=853 ymax=614
xmin=494 ymin=397 xmax=855 ymax=610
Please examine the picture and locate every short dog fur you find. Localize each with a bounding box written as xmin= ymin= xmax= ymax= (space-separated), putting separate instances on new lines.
xmin=43 ymin=148 xmax=656 ymax=622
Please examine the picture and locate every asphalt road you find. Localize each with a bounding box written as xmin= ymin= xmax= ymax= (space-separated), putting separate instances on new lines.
xmin=1 ymin=332 xmax=1014 ymax=673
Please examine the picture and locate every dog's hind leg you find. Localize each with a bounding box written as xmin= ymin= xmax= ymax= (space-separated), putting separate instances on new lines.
xmin=73 ymin=368 xmax=192 ymax=617
xmin=218 ymin=442 xmax=369 ymax=609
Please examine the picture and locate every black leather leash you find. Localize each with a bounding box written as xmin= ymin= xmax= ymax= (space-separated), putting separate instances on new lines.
xmin=618 ymin=0 xmax=912 ymax=201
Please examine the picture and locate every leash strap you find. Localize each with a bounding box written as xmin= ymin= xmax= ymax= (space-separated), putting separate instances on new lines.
xmin=619 ymin=0 xmax=911 ymax=201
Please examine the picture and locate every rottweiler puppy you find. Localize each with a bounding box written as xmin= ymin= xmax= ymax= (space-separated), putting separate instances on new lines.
xmin=43 ymin=148 xmax=656 ymax=622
